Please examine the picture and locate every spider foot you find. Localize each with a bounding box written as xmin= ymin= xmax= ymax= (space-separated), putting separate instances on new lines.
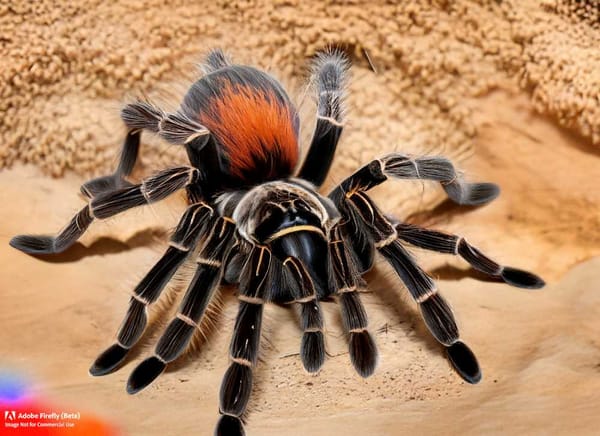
xmin=10 ymin=235 xmax=57 ymax=254
xmin=215 ymin=415 xmax=245 ymax=436
xmin=501 ymin=267 xmax=545 ymax=289
xmin=446 ymin=182 xmax=500 ymax=206
xmin=349 ymin=331 xmax=378 ymax=378
xmin=300 ymin=331 xmax=325 ymax=373
xmin=126 ymin=356 xmax=166 ymax=394
xmin=11 ymin=206 xmax=93 ymax=254
xmin=446 ymin=341 xmax=481 ymax=384
xmin=81 ymin=175 xmax=133 ymax=198
xmin=89 ymin=344 xmax=129 ymax=376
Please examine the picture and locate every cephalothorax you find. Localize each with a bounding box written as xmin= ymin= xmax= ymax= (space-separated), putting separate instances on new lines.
xmin=11 ymin=49 xmax=544 ymax=435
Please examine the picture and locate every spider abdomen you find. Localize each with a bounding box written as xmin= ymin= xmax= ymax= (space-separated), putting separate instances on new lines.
xmin=182 ymin=66 xmax=300 ymax=186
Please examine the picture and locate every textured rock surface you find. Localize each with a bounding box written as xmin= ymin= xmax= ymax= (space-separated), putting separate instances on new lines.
xmin=2 ymin=0 xmax=599 ymax=180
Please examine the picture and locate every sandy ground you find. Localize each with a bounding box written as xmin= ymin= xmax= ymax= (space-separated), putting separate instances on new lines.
xmin=1 ymin=89 xmax=599 ymax=435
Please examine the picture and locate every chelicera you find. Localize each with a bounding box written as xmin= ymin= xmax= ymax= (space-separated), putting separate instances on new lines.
xmin=11 ymin=49 xmax=544 ymax=436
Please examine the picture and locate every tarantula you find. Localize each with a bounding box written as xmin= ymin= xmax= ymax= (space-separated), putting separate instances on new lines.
xmin=10 ymin=49 xmax=544 ymax=435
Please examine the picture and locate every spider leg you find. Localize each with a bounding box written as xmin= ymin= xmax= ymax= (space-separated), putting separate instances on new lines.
xmin=81 ymin=100 xmax=172 ymax=198
xmin=80 ymin=130 xmax=140 ymax=198
xmin=282 ymin=256 xmax=326 ymax=373
xmin=328 ymin=153 xmax=500 ymax=275
xmin=81 ymin=100 xmax=161 ymax=199
xmin=91 ymin=166 xmax=200 ymax=218
xmin=216 ymin=245 xmax=271 ymax=436
xmin=126 ymin=216 xmax=236 ymax=394
xmin=343 ymin=191 xmax=481 ymax=383
xmin=395 ymin=223 xmax=544 ymax=289
xmin=82 ymin=100 xmax=211 ymax=196
xmin=89 ymin=201 xmax=213 ymax=376
xmin=297 ymin=50 xmax=348 ymax=187
xmin=329 ymin=226 xmax=378 ymax=378
xmin=10 ymin=166 xmax=200 ymax=254
xmin=338 ymin=208 xmax=375 ymax=274
xmin=9 ymin=205 xmax=94 ymax=255
xmin=331 ymin=153 xmax=500 ymax=206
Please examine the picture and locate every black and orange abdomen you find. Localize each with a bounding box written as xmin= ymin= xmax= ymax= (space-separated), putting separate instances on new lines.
xmin=182 ymin=66 xmax=300 ymax=186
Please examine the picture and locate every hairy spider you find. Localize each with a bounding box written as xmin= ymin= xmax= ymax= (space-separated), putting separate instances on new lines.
xmin=10 ymin=49 xmax=544 ymax=435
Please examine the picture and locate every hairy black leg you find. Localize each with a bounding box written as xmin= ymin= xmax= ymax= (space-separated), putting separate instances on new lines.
xmin=10 ymin=166 xmax=200 ymax=255
xmin=338 ymin=211 xmax=374 ymax=274
xmin=127 ymin=217 xmax=235 ymax=394
xmin=24 ymin=168 xmax=194 ymax=255
xmin=14 ymin=97 xmax=211 ymax=254
xmin=9 ymin=205 xmax=94 ymax=254
xmin=328 ymin=153 xmax=500 ymax=274
xmin=81 ymin=100 xmax=160 ymax=198
xmin=283 ymin=256 xmax=326 ymax=373
xmin=329 ymin=227 xmax=378 ymax=378
xmin=91 ymin=166 xmax=199 ymax=218
xmin=82 ymin=98 xmax=210 ymax=199
xmin=120 ymin=100 xmax=164 ymax=133
xmin=81 ymin=130 xmax=139 ymax=198
xmin=89 ymin=202 xmax=213 ymax=376
xmin=345 ymin=192 xmax=481 ymax=383
xmin=159 ymin=112 xmax=210 ymax=145
xmin=395 ymin=223 xmax=545 ymax=289
xmin=216 ymin=245 xmax=271 ymax=436
xmin=297 ymin=50 xmax=348 ymax=187
xmin=81 ymin=100 xmax=166 ymax=198
xmin=113 ymin=101 xmax=214 ymax=201
xmin=121 ymin=99 xmax=210 ymax=146
xmin=330 ymin=153 xmax=499 ymax=207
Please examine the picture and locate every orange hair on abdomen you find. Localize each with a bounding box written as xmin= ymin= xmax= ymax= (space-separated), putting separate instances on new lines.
xmin=198 ymin=81 xmax=299 ymax=183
